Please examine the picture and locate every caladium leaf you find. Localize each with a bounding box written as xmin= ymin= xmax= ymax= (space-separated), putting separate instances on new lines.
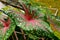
xmin=1 ymin=4 xmax=52 ymax=32
xmin=0 ymin=11 xmax=16 ymax=40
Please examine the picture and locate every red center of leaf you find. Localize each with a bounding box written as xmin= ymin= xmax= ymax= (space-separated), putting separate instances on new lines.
xmin=22 ymin=3 xmax=35 ymax=21
xmin=0 ymin=18 xmax=11 ymax=27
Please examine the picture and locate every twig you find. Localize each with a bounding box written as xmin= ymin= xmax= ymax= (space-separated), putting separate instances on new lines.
xmin=20 ymin=29 xmax=26 ymax=40
xmin=41 ymin=6 xmax=58 ymax=16
xmin=0 ymin=1 xmax=24 ymax=10
xmin=14 ymin=31 xmax=18 ymax=40
xmin=15 ymin=31 xmax=27 ymax=35
xmin=48 ymin=8 xmax=58 ymax=16
xmin=12 ymin=35 xmax=14 ymax=40
xmin=42 ymin=38 xmax=45 ymax=40
xmin=15 ymin=31 xmax=22 ymax=34
xmin=39 ymin=37 xmax=45 ymax=40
